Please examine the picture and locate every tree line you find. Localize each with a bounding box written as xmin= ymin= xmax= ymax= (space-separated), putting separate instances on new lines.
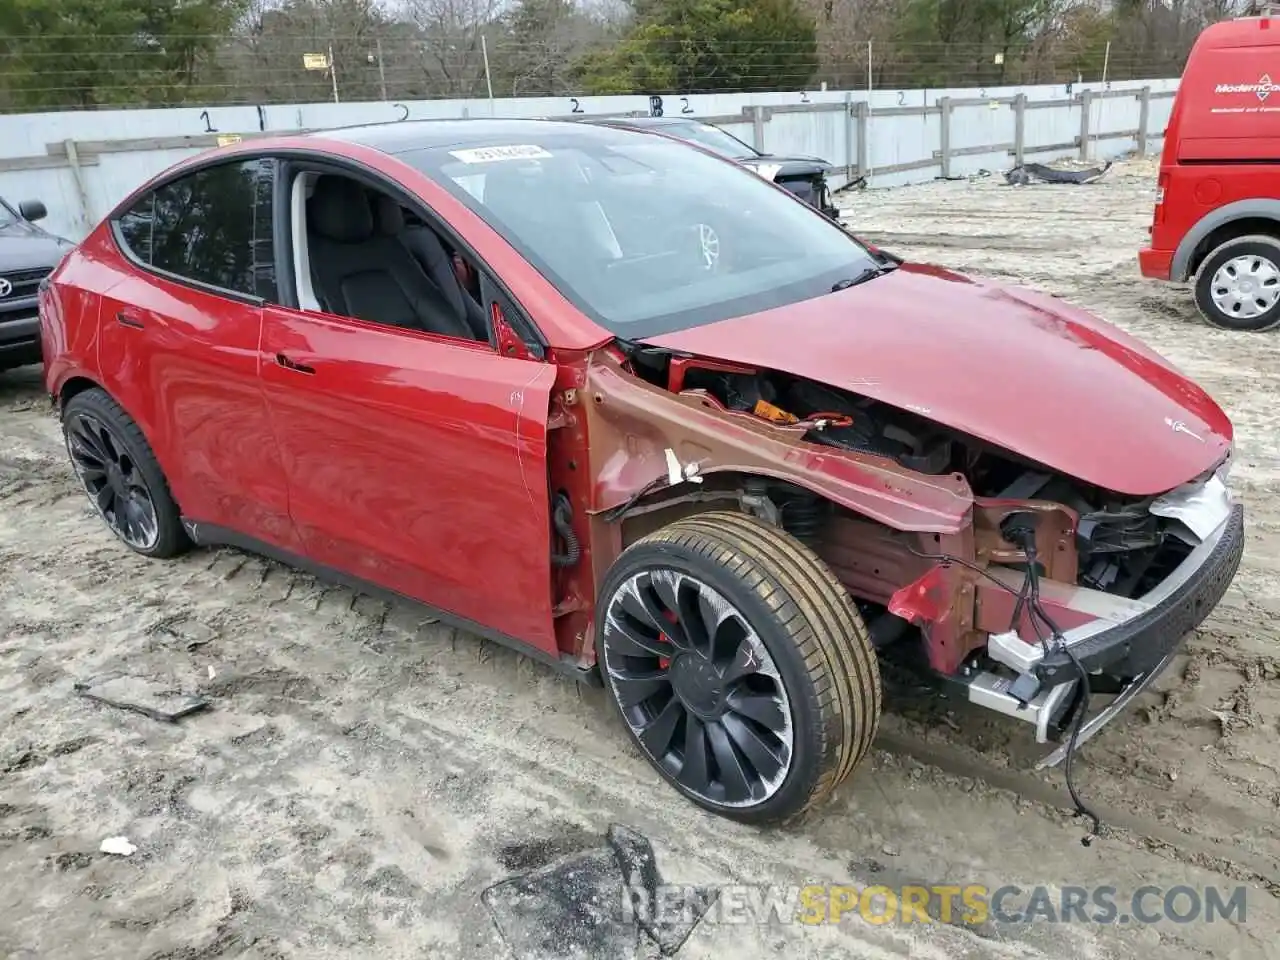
xmin=0 ymin=0 xmax=1252 ymax=111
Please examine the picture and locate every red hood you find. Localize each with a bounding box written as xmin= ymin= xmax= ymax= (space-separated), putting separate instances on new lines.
xmin=646 ymin=264 xmax=1232 ymax=497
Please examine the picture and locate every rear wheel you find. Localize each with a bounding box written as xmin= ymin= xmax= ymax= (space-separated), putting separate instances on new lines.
xmin=1193 ymin=235 xmax=1280 ymax=332
xmin=595 ymin=510 xmax=881 ymax=824
xmin=61 ymin=388 xmax=188 ymax=558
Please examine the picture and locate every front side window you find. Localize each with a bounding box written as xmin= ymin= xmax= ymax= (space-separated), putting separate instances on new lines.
xmin=399 ymin=133 xmax=878 ymax=338
xmin=115 ymin=159 xmax=277 ymax=301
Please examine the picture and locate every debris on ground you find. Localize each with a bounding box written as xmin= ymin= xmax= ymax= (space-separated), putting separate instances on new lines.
xmin=483 ymin=823 xmax=717 ymax=959
xmin=99 ymin=836 xmax=136 ymax=857
xmin=1004 ymin=160 xmax=1113 ymax=186
xmin=157 ymin=617 xmax=218 ymax=651
xmin=74 ymin=677 xmax=210 ymax=723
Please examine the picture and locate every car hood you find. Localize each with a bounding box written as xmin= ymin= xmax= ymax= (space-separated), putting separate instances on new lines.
xmin=0 ymin=220 xmax=70 ymax=271
xmin=740 ymin=155 xmax=830 ymax=178
xmin=644 ymin=263 xmax=1231 ymax=497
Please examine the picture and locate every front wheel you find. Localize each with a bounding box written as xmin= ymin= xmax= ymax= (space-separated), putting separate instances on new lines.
xmin=595 ymin=511 xmax=881 ymax=824
xmin=1193 ymin=235 xmax=1280 ymax=332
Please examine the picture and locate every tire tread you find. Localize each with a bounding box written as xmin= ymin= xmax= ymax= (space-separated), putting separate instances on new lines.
xmin=628 ymin=510 xmax=881 ymax=821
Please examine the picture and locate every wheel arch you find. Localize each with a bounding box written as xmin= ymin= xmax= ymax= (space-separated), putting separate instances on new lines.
xmin=615 ymin=469 xmax=896 ymax=550
xmin=1173 ymin=201 xmax=1280 ymax=282
xmin=57 ymin=373 xmax=106 ymax=409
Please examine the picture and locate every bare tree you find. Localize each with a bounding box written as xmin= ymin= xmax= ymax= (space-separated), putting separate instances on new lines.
xmin=399 ymin=0 xmax=504 ymax=96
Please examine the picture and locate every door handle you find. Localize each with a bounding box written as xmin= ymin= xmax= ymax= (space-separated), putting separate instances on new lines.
xmin=275 ymin=353 xmax=315 ymax=375
xmin=116 ymin=312 xmax=144 ymax=329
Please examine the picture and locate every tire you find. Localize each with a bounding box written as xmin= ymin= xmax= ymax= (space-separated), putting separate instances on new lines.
xmin=61 ymin=388 xmax=189 ymax=558
xmin=1192 ymin=234 xmax=1280 ymax=332
xmin=595 ymin=510 xmax=881 ymax=824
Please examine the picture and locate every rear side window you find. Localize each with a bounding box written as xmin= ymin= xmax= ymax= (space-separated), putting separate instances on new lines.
xmin=114 ymin=159 xmax=277 ymax=301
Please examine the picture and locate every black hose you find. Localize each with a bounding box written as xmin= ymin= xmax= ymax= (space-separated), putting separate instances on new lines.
xmin=550 ymin=494 xmax=580 ymax=568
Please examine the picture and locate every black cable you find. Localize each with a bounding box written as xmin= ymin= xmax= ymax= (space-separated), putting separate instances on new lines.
xmin=599 ymin=475 xmax=668 ymax=524
xmin=905 ymin=531 xmax=1105 ymax=844
xmin=550 ymin=494 xmax=580 ymax=568
xmin=1010 ymin=529 xmax=1104 ymax=847
xmin=901 ymin=543 xmax=1025 ymax=598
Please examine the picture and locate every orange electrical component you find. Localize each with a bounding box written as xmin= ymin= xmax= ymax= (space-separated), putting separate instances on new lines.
xmin=753 ymin=399 xmax=800 ymax=424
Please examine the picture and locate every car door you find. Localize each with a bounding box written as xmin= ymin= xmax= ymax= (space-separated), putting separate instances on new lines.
xmin=259 ymin=170 xmax=559 ymax=655
xmin=98 ymin=157 xmax=301 ymax=552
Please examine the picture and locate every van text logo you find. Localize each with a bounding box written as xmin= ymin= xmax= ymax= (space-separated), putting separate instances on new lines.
xmin=1215 ymin=73 xmax=1276 ymax=102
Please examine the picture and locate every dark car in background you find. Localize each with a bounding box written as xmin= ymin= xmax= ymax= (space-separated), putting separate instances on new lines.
xmin=1 ymin=196 xmax=72 ymax=372
xmin=585 ymin=116 xmax=841 ymax=219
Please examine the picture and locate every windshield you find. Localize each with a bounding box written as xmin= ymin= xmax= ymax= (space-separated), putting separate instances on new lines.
xmin=663 ymin=121 xmax=758 ymax=160
xmin=400 ymin=133 xmax=878 ymax=338
xmin=0 ymin=199 xmax=16 ymax=228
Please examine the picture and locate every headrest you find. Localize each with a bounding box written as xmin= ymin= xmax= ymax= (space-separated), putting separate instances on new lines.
xmin=372 ymin=195 xmax=404 ymax=237
xmin=308 ymin=176 xmax=373 ymax=243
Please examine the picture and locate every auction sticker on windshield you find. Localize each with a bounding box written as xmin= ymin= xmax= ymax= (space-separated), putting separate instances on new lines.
xmin=449 ymin=145 xmax=553 ymax=164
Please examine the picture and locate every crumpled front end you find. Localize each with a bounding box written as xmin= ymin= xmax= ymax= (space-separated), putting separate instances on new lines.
xmin=892 ymin=465 xmax=1243 ymax=763
xmin=577 ymin=342 xmax=1244 ymax=767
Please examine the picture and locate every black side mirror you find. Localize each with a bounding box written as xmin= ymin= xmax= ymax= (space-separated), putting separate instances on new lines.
xmin=18 ymin=199 xmax=47 ymax=222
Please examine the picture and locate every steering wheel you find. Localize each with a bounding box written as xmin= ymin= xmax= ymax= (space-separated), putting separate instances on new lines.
xmin=690 ymin=221 xmax=722 ymax=273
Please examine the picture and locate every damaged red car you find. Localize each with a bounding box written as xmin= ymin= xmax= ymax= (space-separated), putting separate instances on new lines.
xmin=40 ymin=119 xmax=1244 ymax=825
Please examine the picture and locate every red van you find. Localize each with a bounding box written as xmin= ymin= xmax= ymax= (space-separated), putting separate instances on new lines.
xmin=1139 ymin=14 xmax=1280 ymax=331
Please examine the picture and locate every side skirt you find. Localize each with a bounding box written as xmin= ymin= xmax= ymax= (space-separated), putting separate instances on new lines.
xmin=181 ymin=519 xmax=602 ymax=687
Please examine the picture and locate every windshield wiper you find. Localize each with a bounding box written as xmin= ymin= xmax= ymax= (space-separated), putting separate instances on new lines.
xmin=830 ymin=265 xmax=889 ymax=292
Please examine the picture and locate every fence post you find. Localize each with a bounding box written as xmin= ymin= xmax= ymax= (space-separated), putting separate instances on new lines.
xmin=1013 ymin=93 xmax=1027 ymax=166
xmin=750 ymin=105 xmax=765 ymax=151
xmin=843 ymin=91 xmax=855 ymax=179
xmin=1138 ymin=86 xmax=1151 ymax=155
xmin=376 ymin=39 xmax=388 ymax=101
xmin=938 ymin=97 xmax=952 ymax=179
xmin=856 ymin=100 xmax=869 ymax=181
xmin=1078 ymin=89 xmax=1092 ymax=161
xmin=62 ymin=140 xmax=93 ymax=233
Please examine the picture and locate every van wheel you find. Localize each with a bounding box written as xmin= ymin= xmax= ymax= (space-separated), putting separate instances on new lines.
xmin=595 ymin=511 xmax=881 ymax=824
xmin=1193 ymin=235 xmax=1280 ymax=332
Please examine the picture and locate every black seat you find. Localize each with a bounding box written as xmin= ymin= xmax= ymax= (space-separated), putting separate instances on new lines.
xmin=305 ymin=176 xmax=473 ymax=340
xmin=369 ymin=195 xmax=488 ymax=341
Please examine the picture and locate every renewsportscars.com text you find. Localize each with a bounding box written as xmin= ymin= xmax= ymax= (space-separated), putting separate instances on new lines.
xmin=622 ymin=883 xmax=1249 ymax=927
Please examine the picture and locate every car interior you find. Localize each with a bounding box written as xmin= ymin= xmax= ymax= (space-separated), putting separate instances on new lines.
xmin=291 ymin=171 xmax=489 ymax=342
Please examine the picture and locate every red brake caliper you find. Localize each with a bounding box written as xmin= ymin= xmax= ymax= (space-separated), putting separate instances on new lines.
xmin=658 ymin=609 xmax=678 ymax=669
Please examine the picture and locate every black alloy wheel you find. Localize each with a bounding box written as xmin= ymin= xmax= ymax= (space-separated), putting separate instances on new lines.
xmin=596 ymin=511 xmax=881 ymax=824
xmin=602 ymin=567 xmax=795 ymax=809
xmin=62 ymin=387 xmax=188 ymax=558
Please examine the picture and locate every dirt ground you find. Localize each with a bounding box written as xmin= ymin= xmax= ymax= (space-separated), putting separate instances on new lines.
xmin=3 ymin=155 xmax=1280 ymax=960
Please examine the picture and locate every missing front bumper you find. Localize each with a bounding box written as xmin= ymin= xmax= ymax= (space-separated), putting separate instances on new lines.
xmin=992 ymin=499 xmax=1244 ymax=684
xmin=955 ymin=484 xmax=1244 ymax=751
